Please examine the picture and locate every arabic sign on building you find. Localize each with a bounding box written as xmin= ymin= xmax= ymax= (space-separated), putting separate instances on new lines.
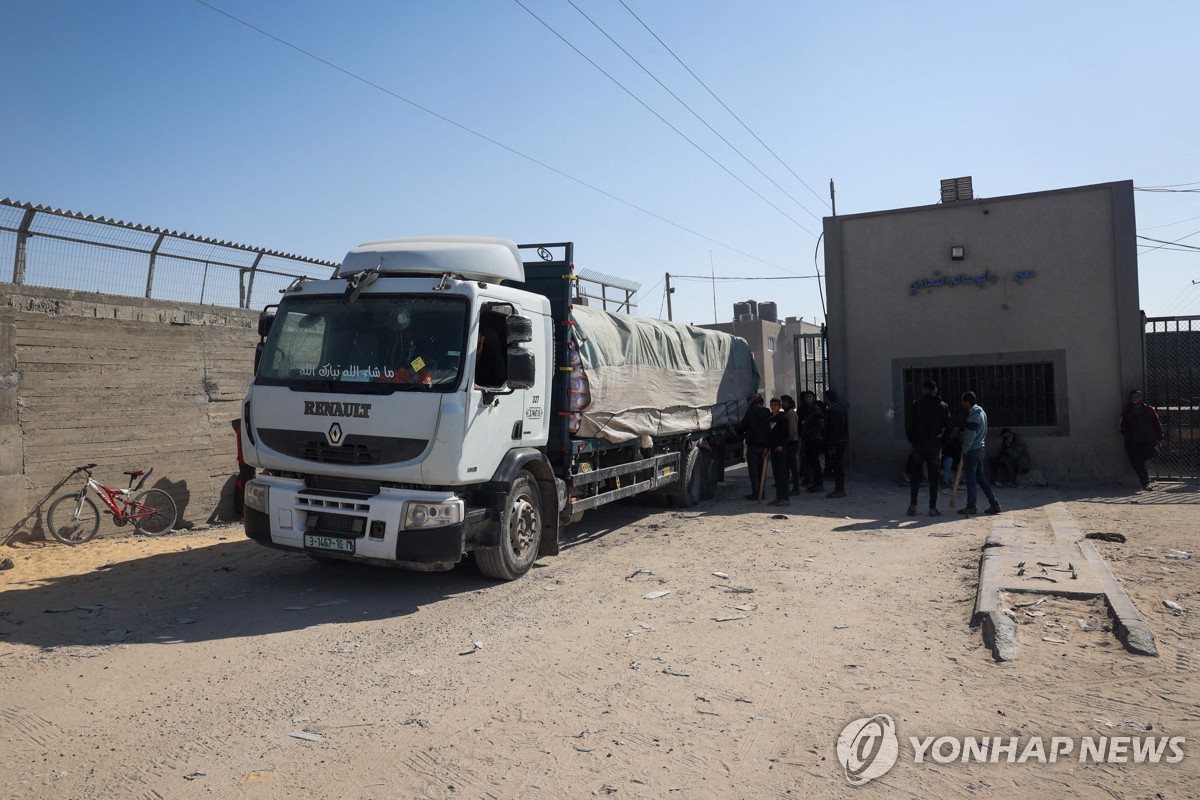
xmin=909 ymin=270 xmax=1037 ymax=296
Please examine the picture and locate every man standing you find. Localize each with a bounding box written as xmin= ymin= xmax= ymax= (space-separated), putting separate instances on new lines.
xmin=958 ymin=391 xmax=1002 ymax=515
xmin=781 ymin=395 xmax=801 ymax=494
xmin=768 ymin=398 xmax=791 ymax=506
xmin=823 ymin=389 xmax=848 ymax=498
xmin=739 ymin=393 xmax=772 ymax=500
xmin=1120 ymin=389 xmax=1164 ymax=491
xmin=906 ymin=380 xmax=950 ymax=516
xmin=800 ymin=391 xmax=826 ymax=493
xmin=991 ymin=428 xmax=1031 ymax=486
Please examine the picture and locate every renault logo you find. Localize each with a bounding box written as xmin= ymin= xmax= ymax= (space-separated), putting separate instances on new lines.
xmin=327 ymin=422 xmax=344 ymax=445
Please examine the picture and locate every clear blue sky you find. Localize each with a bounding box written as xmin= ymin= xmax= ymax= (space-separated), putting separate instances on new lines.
xmin=5 ymin=0 xmax=1198 ymax=322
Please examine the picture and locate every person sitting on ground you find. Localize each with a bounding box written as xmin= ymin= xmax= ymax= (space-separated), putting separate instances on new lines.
xmin=990 ymin=428 xmax=1031 ymax=487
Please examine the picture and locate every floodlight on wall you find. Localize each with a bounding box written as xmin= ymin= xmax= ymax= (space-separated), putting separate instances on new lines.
xmin=940 ymin=176 xmax=974 ymax=203
xmin=951 ymin=246 xmax=965 ymax=261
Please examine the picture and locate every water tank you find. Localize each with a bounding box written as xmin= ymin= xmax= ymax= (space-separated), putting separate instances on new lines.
xmin=759 ymin=301 xmax=778 ymax=323
xmin=745 ymin=300 xmax=758 ymax=318
xmin=732 ymin=301 xmax=752 ymax=320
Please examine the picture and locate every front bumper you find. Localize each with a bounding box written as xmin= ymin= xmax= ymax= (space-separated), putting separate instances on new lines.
xmin=243 ymin=476 xmax=479 ymax=568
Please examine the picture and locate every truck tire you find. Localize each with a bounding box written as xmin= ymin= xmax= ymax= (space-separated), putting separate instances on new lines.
xmin=672 ymin=447 xmax=708 ymax=508
xmin=476 ymin=472 xmax=542 ymax=580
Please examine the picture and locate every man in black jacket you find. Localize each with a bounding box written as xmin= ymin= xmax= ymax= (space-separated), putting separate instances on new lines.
xmin=738 ymin=393 xmax=772 ymax=500
xmin=823 ymin=389 xmax=849 ymax=498
xmin=800 ymin=391 xmax=826 ymax=493
xmin=906 ymin=380 xmax=951 ymax=516
xmin=767 ymin=398 xmax=791 ymax=506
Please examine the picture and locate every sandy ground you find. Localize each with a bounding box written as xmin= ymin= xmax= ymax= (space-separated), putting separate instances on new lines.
xmin=1 ymin=472 xmax=1197 ymax=800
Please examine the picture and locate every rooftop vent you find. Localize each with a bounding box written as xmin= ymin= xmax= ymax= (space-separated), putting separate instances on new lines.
xmin=940 ymin=176 xmax=974 ymax=203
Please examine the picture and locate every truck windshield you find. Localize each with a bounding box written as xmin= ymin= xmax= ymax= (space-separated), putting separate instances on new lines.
xmin=256 ymin=294 xmax=469 ymax=393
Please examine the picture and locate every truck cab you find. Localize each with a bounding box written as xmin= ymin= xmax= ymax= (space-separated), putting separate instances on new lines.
xmin=240 ymin=237 xmax=563 ymax=579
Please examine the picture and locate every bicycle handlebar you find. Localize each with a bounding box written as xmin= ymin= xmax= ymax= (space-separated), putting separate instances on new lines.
xmin=76 ymin=463 xmax=98 ymax=472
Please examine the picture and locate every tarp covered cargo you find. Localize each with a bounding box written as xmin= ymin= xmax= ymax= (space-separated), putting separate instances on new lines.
xmin=570 ymin=305 xmax=759 ymax=444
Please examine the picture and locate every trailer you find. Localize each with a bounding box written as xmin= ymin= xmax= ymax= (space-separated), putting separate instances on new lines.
xmin=239 ymin=238 xmax=757 ymax=579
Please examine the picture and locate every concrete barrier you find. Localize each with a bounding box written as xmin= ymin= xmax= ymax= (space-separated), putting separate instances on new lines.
xmin=2 ymin=283 xmax=258 ymax=542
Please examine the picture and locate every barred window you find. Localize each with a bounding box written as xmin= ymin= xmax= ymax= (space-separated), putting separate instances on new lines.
xmin=902 ymin=362 xmax=1057 ymax=428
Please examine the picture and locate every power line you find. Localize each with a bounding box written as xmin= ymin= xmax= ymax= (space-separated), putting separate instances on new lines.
xmin=510 ymin=0 xmax=818 ymax=240
xmin=192 ymin=0 xmax=794 ymax=274
xmin=564 ymin=0 xmax=822 ymax=224
xmin=1135 ymin=187 xmax=1200 ymax=193
xmin=1137 ymin=233 xmax=1200 ymax=254
xmin=1139 ymin=213 xmax=1200 ymax=231
xmin=1161 ymin=280 xmax=1200 ymax=315
xmin=616 ymin=0 xmax=830 ymax=211
xmin=1138 ymin=181 xmax=1200 ymax=189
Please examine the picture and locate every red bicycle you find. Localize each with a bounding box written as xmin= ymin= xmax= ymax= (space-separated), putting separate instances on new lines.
xmin=45 ymin=463 xmax=178 ymax=544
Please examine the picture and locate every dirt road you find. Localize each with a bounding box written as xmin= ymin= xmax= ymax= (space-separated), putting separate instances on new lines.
xmin=1 ymin=475 xmax=1197 ymax=799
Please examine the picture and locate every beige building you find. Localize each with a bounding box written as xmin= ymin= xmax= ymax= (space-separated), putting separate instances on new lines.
xmin=822 ymin=179 xmax=1141 ymax=483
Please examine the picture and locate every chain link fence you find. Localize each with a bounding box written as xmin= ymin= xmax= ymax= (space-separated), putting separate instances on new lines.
xmin=1 ymin=198 xmax=338 ymax=309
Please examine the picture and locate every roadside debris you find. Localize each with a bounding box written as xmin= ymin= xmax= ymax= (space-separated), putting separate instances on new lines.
xmin=1042 ymin=637 xmax=1068 ymax=644
xmin=1086 ymin=532 xmax=1126 ymax=543
xmin=1163 ymin=549 xmax=1193 ymax=560
xmin=625 ymin=567 xmax=654 ymax=581
xmin=458 ymin=640 xmax=484 ymax=656
xmin=770 ymin=514 xmax=788 ymax=520
xmin=1014 ymin=597 xmax=1048 ymax=608
xmin=288 ymin=730 xmax=325 ymax=743
xmin=834 ymin=624 xmax=849 ymax=630
xmin=723 ymin=586 xmax=755 ymax=595
xmin=0 ymin=557 xmax=13 ymax=570
xmin=712 ymin=614 xmax=748 ymax=622
xmin=1163 ymin=600 xmax=1185 ymax=613
xmin=643 ymin=590 xmax=671 ymax=600
xmin=183 ymin=771 xmax=206 ymax=781
xmin=662 ymin=667 xmax=691 ymax=677
xmin=712 ymin=572 xmax=730 ymax=579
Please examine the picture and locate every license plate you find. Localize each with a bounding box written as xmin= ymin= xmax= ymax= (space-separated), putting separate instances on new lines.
xmin=304 ymin=534 xmax=355 ymax=554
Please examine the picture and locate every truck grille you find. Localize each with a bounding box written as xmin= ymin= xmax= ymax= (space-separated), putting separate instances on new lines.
xmin=307 ymin=511 xmax=367 ymax=537
xmin=304 ymin=475 xmax=382 ymax=496
xmin=257 ymin=428 xmax=428 ymax=466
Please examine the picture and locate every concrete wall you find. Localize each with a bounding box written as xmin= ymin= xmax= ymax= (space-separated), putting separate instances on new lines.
xmin=823 ymin=180 xmax=1141 ymax=483
xmin=1 ymin=284 xmax=257 ymax=541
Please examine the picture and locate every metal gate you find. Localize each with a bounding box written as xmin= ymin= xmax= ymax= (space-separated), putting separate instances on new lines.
xmin=792 ymin=329 xmax=829 ymax=399
xmin=1144 ymin=315 xmax=1200 ymax=481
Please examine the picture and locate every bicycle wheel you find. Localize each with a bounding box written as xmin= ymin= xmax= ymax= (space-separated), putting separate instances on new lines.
xmin=130 ymin=489 xmax=177 ymax=536
xmin=46 ymin=495 xmax=101 ymax=545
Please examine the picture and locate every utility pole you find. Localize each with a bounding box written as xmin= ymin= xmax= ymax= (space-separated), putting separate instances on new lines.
xmin=665 ymin=272 xmax=674 ymax=321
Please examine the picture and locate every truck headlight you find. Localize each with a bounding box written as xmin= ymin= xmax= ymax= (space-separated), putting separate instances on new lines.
xmin=244 ymin=480 xmax=270 ymax=514
xmin=404 ymin=499 xmax=463 ymax=529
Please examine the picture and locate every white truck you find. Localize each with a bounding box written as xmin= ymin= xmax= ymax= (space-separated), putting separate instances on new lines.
xmin=240 ymin=238 xmax=756 ymax=579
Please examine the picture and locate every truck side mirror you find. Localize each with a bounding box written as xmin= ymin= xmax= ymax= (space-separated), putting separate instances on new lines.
xmin=253 ymin=341 xmax=265 ymax=375
xmin=506 ymin=347 xmax=536 ymax=390
xmin=506 ymin=314 xmax=533 ymax=345
xmin=258 ymin=313 xmax=275 ymax=339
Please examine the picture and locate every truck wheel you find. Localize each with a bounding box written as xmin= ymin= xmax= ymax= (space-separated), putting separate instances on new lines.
xmin=476 ymin=472 xmax=542 ymax=580
xmin=672 ymin=447 xmax=708 ymax=508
